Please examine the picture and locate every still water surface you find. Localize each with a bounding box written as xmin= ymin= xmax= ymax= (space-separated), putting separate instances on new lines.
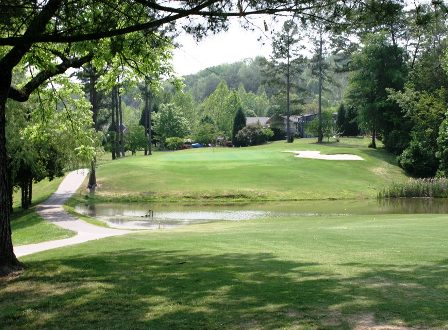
xmin=75 ymin=199 xmax=448 ymax=230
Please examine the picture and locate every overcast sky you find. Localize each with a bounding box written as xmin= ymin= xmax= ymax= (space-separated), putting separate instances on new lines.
xmin=171 ymin=20 xmax=274 ymax=76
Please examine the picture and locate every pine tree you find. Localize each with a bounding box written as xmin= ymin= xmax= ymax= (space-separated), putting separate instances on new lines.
xmin=232 ymin=107 xmax=246 ymax=145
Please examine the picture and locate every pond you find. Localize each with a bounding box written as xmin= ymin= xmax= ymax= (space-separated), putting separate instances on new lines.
xmin=75 ymin=198 xmax=448 ymax=230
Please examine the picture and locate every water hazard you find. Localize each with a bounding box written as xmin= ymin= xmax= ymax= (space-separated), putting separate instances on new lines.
xmin=75 ymin=198 xmax=448 ymax=230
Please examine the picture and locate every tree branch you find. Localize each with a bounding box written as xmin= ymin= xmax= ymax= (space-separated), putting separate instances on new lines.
xmin=0 ymin=0 xmax=62 ymax=69
xmin=8 ymin=53 xmax=93 ymax=102
xmin=0 ymin=1 xmax=334 ymax=46
xmin=0 ymin=0 xmax=217 ymax=46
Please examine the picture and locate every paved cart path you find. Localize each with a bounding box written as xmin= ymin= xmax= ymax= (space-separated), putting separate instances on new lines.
xmin=15 ymin=169 xmax=132 ymax=257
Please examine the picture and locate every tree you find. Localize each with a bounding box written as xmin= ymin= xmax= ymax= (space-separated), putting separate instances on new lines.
xmin=232 ymin=107 xmax=246 ymax=144
xmin=346 ymin=33 xmax=407 ymax=149
xmin=336 ymin=103 xmax=359 ymax=136
xmin=154 ymin=103 xmax=190 ymax=148
xmin=125 ymin=124 xmax=147 ymax=155
xmin=390 ymin=88 xmax=446 ymax=177
xmin=201 ymin=81 xmax=231 ymax=134
xmin=140 ymin=80 xmax=157 ymax=155
xmin=271 ymin=20 xmax=301 ymax=143
xmin=7 ymin=76 xmax=96 ymax=209
xmin=306 ymin=111 xmax=337 ymax=142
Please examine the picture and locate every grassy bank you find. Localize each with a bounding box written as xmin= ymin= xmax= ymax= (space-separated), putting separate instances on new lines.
xmin=11 ymin=211 xmax=75 ymax=246
xmin=87 ymin=138 xmax=406 ymax=202
xmin=11 ymin=177 xmax=76 ymax=246
xmin=2 ymin=213 xmax=447 ymax=329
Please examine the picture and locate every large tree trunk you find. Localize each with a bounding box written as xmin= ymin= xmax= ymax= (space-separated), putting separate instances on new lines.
xmin=370 ymin=128 xmax=377 ymax=149
xmin=20 ymin=175 xmax=33 ymax=210
xmin=0 ymin=72 xmax=22 ymax=276
xmin=88 ymin=158 xmax=97 ymax=193
xmin=21 ymin=181 xmax=28 ymax=209
xmin=111 ymin=89 xmax=117 ymax=160
xmin=28 ymin=178 xmax=32 ymax=206
xmin=118 ymin=90 xmax=125 ymax=157
xmin=317 ymin=28 xmax=324 ymax=144
xmin=113 ymin=86 xmax=121 ymax=159
xmin=88 ymin=66 xmax=99 ymax=190
xmin=144 ymin=81 xmax=152 ymax=156
xmin=286 ymin=46 xmax=292 ymax=143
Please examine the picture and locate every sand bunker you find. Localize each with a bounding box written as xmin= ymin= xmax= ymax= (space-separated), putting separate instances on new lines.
xmin=284 ymin=150 xmax=364 ymax=161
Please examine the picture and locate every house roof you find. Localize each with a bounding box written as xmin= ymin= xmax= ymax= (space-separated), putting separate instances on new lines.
xmin=246 ymin=117 xmax=270 ymax=126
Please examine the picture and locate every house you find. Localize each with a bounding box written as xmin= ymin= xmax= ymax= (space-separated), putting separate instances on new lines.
xmin=246 ymin=117 xmax=270 ymax=127
xmin=268 ymin=114 xmax=318 ymax=138
xmin=245 ymin=113 xmax=336 ymax=138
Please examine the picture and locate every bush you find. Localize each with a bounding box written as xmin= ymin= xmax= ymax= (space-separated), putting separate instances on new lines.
xmin=165 ymin=137 xmax=184 ymax=151
xmin=193 ymin=123 xmax=219 ymax=145
xmin=399 ymin=137 xmax=438 ymax=178
xmin=436 ymin=112 xmax=448 ymax=176
xmin=383 ymin=129 xmax=410 ymax=155
xmin=234 ymin=125 xmax=273 ymax=147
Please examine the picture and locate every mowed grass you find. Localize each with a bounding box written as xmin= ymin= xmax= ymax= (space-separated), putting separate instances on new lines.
xmin=11 ymin=211 xmax=75 ymax=246
xmin=11 ymin=176 xmax=76 ymax=246
xmin=93 ymin=138 xmax=406 ymax=201
xmin=2 ymin=214 xmax=447 ymax=329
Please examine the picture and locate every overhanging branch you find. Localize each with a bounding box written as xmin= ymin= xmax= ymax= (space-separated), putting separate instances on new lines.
xmin=8 ymin=53 xmax=93 ymax=102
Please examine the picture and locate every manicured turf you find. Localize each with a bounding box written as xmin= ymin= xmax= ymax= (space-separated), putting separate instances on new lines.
xmin=6 ymin=139 xmax=445 ymax=329
xmin=11 ymin=176 xmax=75 ymax=246
xmin=11 ymin=210 xmax=75 ymax=246
xmin=2 ymin=214 xmax=447 ymax=329
xmin=91 ymin=138 xmax=407 ymax=202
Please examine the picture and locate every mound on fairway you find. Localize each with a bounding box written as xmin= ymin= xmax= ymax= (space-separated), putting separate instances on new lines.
xmin=91 ymin=138 xmax=406 ymax=201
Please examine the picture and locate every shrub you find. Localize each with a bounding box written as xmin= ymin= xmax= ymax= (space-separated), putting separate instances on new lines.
xmin=399 ymin=136 xmax=438 ymax=178
xmin=165 ymin=137 xmax=184 ymax=151
xmin=234 ymin=125 xmax=273 ymax=147
xmin=436 ymin=112 xmax=448 ymax=176
xmin=193 ymin=123 xmax=219 ymax=145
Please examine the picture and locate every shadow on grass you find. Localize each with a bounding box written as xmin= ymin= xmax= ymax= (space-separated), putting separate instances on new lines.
xmin=10 ymin=209 xmax=41 ymax=230
xmin=1 ymin=250 xmax=447 ymax=329
xmin=362 ymin=148 xmax=400 ymax=168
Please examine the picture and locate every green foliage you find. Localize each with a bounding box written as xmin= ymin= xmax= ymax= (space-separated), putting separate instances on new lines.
xmin=306 ymin=111 xmax=337 ymax=141
xmin=234 ymin=126 xmax=273 ymax=147
xmin=399 ymin=137 xmax=438 ymax=178
xmin=336 ymin=103 xmax=359 ymax=136
xmin=232 ymin=107 xmax=246 ymax=144
xmin=379 ymin=178 xmax=448 ymax=198
xmin=390 ymin=88 xmax=446 ymax=177
xmin=6 ymin=75 xmax=96 ymax=205
xmin=193 ymin=123 xmax=219 ymax=145
xmin=125 ymin=124 xmax=147 ymax=155
xmin=346 ymin=33 xmax=408 ymax=152
xmin=154 ymin=103 xmax=190 ymax=147
xmin=165 ymin=137 xmax=184 ymax=151
xmin=238 ymin=85 xmax=271 ymax=117
xmin=200 ymin=82 xmax=242 ymax=138
xmin=436 ymin=111 xmax=448 ymax=176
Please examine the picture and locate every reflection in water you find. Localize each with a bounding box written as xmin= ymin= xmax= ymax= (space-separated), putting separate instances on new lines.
xmin=75 ymin=198 xmax=448 ymax=230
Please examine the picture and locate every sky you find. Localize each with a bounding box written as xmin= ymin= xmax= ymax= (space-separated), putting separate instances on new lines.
xmin=171 ymin=21 xmax=273 ymax=76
